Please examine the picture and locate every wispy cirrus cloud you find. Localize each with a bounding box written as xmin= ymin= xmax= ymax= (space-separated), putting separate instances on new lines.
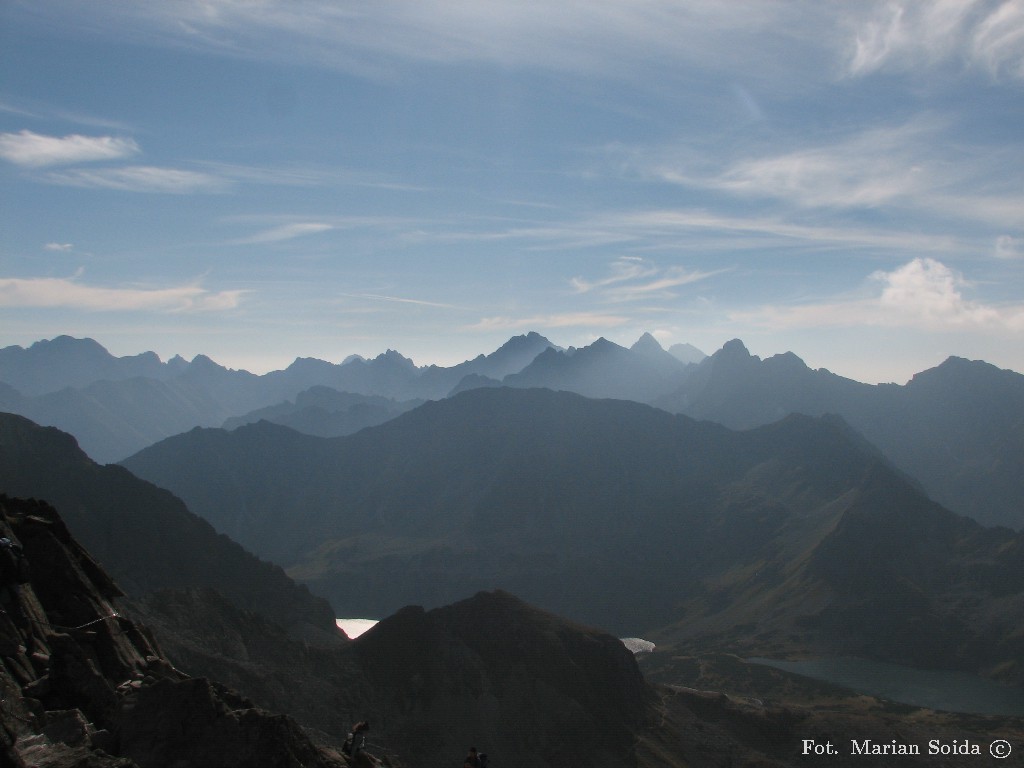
xmin=41 ymin=165 xmax=228 ymax=194
xmin=0 ymin=275 xmax=246 ymax=312
xmin=0 ymin=129 xmax=140 ymax=167
xmin=708 ymin=123 xmax=937 ymax=209
xmin=572 ymin=256 xmax=726 ymax=302
xmin=645 ymin=120 xmax=941 ymax=210
xmin=468 ymin=311 xmax=630 ymax=331
xmin=26 ymin=1 xmax=828 ymax=85
xmin=734 ymin=258 xmax=1024 ymax=331
xmin=634 ymin=117 xmax=1024 ymax=231
xmin=844 ymin=0 xmax=1024 ymax=80
xmin=341 ymin=292 xmax=457 ymax=309
xmin=570 ymin=256 xmax=657 ymax=293
xmin=44 ymin=242 xmax=74 ymax=252
xmin=234 ymin=222 xmax=334 ymax=244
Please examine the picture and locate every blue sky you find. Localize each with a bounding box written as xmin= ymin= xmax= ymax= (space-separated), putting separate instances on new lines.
xmin=1 ymin=1 xmax=1022 ymax=383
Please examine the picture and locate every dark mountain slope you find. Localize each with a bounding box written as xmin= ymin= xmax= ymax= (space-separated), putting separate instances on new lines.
xmin=0 ymin=412 xmax=338 ymax=641
xmin=0 ymin=495 xmax=343 ymax=768
xmin=657 ymin=341 xmax=1024 ymax=528
xmin=2 ymin=496 xmax=1012 ymax=768
xmin=352 ymin=590 xmax=651 ymax=767
xmin=122 ymin=388 xmax=1024 ymax=679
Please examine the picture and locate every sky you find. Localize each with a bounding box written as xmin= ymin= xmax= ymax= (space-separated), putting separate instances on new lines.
xmin=1 ymin=1 xmax=1022 ymax=384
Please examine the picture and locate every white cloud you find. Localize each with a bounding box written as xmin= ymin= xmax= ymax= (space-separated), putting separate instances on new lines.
xmin=572 ymin=257 xmax=725 ymax=302
xmin=734 ymin=258 xmax=1024 ymax=331
xmin=468 ymin=311 xmax=630 ymax=331
xmin=607 ymin=209 xmax=958 ymax=254
xmin=0 ymin=276 xmax=246 ymax=312
xmin=235 ymin=222 xmax=334 ymax=244
xmin=570 ymin=256 xmax=657 ymax=293
xmin=635 ymin=118 xmax=1024 ymax=230
xmin=649 ymin=121 xmax=942 ymax=211
xmin=0 ymin=130 xmax=139 ymax=167
xmin=972 ymin=0 xmax=1024 ymax=78
xmin=42 ymin=165 xmax=228 ymax=194
xmin=845 ymin=0 xmax=1024 ymax=80
xmin=44 ymin=243 xmax=74 ymax=252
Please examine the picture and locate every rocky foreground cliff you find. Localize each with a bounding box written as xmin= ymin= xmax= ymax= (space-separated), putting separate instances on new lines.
xmin=3 ymin=492 xmax=1020 ymax=768
xmin=0 ymin=495 xmax=344 ymax=768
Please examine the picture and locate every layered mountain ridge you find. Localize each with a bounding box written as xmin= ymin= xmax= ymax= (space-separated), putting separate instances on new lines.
xmin=0 ymin=412 xmax=338 ymax=642
xmin=3 ymin=332 xmax=1021 ymax=530
xmin=122 ymin=387 xmax=1024 ymax=682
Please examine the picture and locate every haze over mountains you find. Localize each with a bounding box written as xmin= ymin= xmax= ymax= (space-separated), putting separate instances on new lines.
xmin=122 ymin=387 xmax=1024 ymax=684
xmin=2 ymin=333 xmax=1022 ymax=529
xmin=0 ymin=411 xmax=337 ymax=643
xmin=3 ymin=333 xmax=1024 ymax=765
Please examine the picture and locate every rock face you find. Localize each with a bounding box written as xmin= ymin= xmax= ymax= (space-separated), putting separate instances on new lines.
xmin=1 ymin=496 xmax=1015 ymax=768
xmin=351 ymin=590 xmax=654 ymax=768
xmin=0 ymin=495 xmax=343 ymax=768
xmin=0 ymin=411 xmax=340 ymax=644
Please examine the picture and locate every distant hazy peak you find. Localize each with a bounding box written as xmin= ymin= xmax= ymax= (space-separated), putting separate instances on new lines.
xmin=188 ymin=354 xmax=224 ymax=370
xmin=764 ymin=350 xmax=809 ymax=372
xmin=34 ymin=334 xmax=106 ymax=351
xmin=586 ymin=337 xmax=625 ymax=353
xmin=372 ymin=349 xmax=417 ymax=368
xmin=487 ymin=331 xmax=553 ymax=356
xmin=908 ymin=354 xmax=1023 ymax=389
xmin=667 ymin=342 xmax=706 ymax=364
xmin=717 ymin=338 xmax=752 ymax=358
xmin=630 ymin=332 xmax=663 ymax=353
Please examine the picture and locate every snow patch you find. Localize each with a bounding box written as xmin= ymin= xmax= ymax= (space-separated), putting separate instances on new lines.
xmin=621 ymin=637 xmax=655 ymax=655
xmin=336 ymin=618 xmax=379 ymax=639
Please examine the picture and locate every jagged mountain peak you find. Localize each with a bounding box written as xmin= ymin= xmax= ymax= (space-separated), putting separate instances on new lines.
xmin=764 ymin=350 xmax=810 ymax=373
xmin=188 ymin=353 xmax=223 ymax=368
xmin=372 ymin=348 xmax=417 ymax=368
xmin=582 ymin=336 xmax=626 ymax=354
xmin=630 ymin=331 xmax=663 ymax=352
xmin=715 ymin=338 xmax=754 ymax=359
xmin=668 ymin=342 xmax=706 ymax=364
xmin=499 ymin=330 xmax=550 ymax=348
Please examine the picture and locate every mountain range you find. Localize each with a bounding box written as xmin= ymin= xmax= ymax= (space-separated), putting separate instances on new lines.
xmin=3 ymin=331 xmax=1023 ymax=765
xmin=2 ymin=333 xmax=1021 ymax=530
xmin=121 ymin=386 xmax=1024 ymax=683
xmin=0 ymin=333 xmax=556 ymax=462
xmin=0 ymin=411 xmax=337 ymax=642
xmin=654 ymin=339 xmax=1024 ymax=528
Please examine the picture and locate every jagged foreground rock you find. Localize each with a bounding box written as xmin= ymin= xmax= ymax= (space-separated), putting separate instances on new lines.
xmin=0 ymin=496 xmax=344 ymax=768
xmin=0 ymin=411 xmax=339 ymax=644
xmin=2 ymin=495 xmax=1016 ymax=768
